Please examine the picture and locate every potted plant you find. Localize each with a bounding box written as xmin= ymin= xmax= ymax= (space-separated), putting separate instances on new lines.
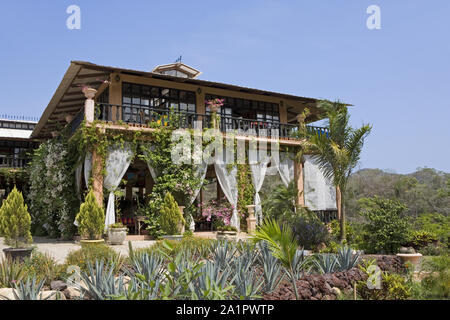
xmin=396 ymin=246 xmax=423 ymax=266
xmin=216 ymin=225 xmax=238 ymax=240
xmin=75 ymin=190 xmax=105 ymax=247
xmin=159 ymin=192 xmax=185 ymax=241
xmin=0 ymin=187 xmax=33 ymax=262
xmin=108 ymin=222 xmax=128 ymax=245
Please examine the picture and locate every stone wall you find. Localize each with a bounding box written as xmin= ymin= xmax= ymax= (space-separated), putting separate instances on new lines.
xmin=263 ymin=255 xmax=405 ymax=300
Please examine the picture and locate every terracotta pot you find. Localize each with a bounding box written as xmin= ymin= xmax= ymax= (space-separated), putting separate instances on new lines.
xmin=161 ymin=235 xmax=183 ymax=241
xmin=80 ymin=239 xmax=105 ymax=248
xmin=216 ymin=231 xmax=238 ymax=241
xmin=396 ymin=253 xmax=423 ymax=266
xmin=3 ymin=247 xmax=33 ymax=262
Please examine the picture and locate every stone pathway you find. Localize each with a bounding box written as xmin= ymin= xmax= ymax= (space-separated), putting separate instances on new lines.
xmin=0 ymin=237 xmax=156 ymax=264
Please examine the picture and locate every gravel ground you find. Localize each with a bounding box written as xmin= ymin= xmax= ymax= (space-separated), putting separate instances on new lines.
xmin=0 ymin=237 xmax=156 ymax=263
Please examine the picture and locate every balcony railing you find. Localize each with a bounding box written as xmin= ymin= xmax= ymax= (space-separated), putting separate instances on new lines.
xmin=0 ymin=156 xmax=30 ymax=168
xmin=92 ymin=103 xmax=328 ymax=140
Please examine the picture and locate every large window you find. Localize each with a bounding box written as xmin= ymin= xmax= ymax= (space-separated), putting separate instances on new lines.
xmin=204 ymin=94 xmax=280 ymax=123
xmin=122 ymin=83 xmax=196 ymax=114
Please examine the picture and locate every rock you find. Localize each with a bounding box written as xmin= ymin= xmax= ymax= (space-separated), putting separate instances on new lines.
xmin=64 ymin=286 xmax=82 ymax=300
xmin=39 ymin=290 xmax=66 ymax=300
xmin=331 ymin=287 xmax=341 ymax=296
xmin=50 ymin=280 xmax=67 ymax=291
xmin=0 ymin=288 xmax=17 ymax=300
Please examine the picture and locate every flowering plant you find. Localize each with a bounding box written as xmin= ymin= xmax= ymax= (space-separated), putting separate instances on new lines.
xmin=200 ymin=198 xmax=233 ymax=227
xmin=205 ymin=98 xmax=224 ymax=111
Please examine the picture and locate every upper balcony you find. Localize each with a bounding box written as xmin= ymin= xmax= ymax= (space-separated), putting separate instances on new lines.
xmin=89 ymin=102 xmax=330 ymax=141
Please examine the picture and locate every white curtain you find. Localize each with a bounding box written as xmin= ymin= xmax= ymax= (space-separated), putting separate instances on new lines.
xmin=75 ymin=160 xmax=83 ymax=196
xmin=103 ymin=143 xmax=134 ymax=230
xmin=303 ymin=155 xmax=337 ymax=211
xmin=214 ymin=163 xmax=239 ymax=231
xmin=84 ymin=152 xmax=92 ymax=186
xmin=141 ymin=144 xmax=160 ymax=181
xmin=273 ymin=152 xmax=294 ymax=187
xmin=189 ymin=161 xmax=208 ymax=231
xmin=249 ymin=153 xmax=270 ymax=224
xmin=74 ymin=153 xmax=91 ymax=227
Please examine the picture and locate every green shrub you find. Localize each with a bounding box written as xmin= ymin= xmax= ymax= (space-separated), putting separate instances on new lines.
xmin=75 ymin=190 xmax=105 ymax=240
xmin=0 ymin=187 xmax=33 ymax=248
xmin=420 ymin=255 xmax=450 ymax=299
xmin=217 ymin=225 xmax=238 ymax=232
xmin=414 ymin=213 xmax=450 ymax=246
xmin=159 ymin=192 xmax=185 ymax=235
xmin=22 ymin=251 xmax=64 ymax=286
xmin=357 ymin=271 xmax=411 ymax=300
xmin=132 ymin=237 xmax=215 ymax=260
xmin=328 ymin=219 xmax=364 ymax=248
xmin=64 ymin=244 xmax=124 ymax=275
xmin=419 ymin=243 xmax=448 ymax=256
xmin=291 ymin=213 xmax=330 ymax=251
xmin=408 ymin=230 xmax=438 ymax=249
xmin=358 ymin=197 xmax=411 ymax=254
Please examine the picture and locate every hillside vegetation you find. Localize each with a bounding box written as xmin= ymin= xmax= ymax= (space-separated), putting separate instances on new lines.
xmin=346 ymin=167 xmax=450 ymax=220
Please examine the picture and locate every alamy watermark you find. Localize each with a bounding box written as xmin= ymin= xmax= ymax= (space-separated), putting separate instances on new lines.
xmin=366 ymin=5 xmax=381 ymax=30
xmin=170 ymin=122 xmax=282 ymax=166
xmin=66 ymin=5 xmax=81 ymax=30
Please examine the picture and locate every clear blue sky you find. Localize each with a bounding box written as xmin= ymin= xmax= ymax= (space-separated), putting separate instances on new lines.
xmin=0 ymin=1 xmax=449 ymax=174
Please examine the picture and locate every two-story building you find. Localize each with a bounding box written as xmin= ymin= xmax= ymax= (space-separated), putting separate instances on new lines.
xmin=31 ymin=61 xmax=337 ymax=232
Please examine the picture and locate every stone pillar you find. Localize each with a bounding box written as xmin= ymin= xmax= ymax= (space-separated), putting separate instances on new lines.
xmin=178 ymin=206 xmax=186 ymax=234
xmin=246 ymin=205 xmax=257 ymax=234
xmin=294 ymin=156 xmax=305 ymax=207
xmin=83 ymin=87 xmax=97 ymax=123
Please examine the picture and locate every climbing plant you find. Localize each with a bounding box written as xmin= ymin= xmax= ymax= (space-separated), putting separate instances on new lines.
xmin=237 ymin=163 xmax=254 ymax=230
xmin=28 ymin=132 xmax=80 ymax=239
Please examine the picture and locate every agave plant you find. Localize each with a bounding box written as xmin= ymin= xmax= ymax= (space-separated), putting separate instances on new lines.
xmin=230 ymin=255 xmax=263 ymax=299
xmin=336 ymin=246 xmax=360 ymax=271
xmin=191 ymin=260 xmax=234 ymax=300
xmin=210 ymin=240 xmax=238 ymax=270
xmin=79 ymin=260 xmax=126 ymax=300
xmin=11 ymin=277 xmax=58 ymax=300
xmin=313 ymin=254 xmax=339 ymax=274
xmin=0 ymin=257 xmax=24 ymax=288
xmin=292 ymin=249 xmax=312 ymax=279
xmin=258 ymin=243 xmax=283 ymax=293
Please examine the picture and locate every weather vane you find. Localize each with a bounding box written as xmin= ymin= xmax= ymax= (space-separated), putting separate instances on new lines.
xmin=175 ymin=55 xmax=182 ymax=63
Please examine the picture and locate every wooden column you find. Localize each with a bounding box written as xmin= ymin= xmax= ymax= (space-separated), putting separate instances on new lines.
xmin=109 ymin=73 xmax=122 ymax=121
xmin=92 ymin=148 xmax=104 ymax=207
xmin=196 ymin=87 xmax=205 ymax=114
xmin=279 ymin=100 xmax=287 ymax=124
xmin=294 ymin=156 xmax=305 ymax=207
xmin=125 ymin=185 xmax=133 ymax=201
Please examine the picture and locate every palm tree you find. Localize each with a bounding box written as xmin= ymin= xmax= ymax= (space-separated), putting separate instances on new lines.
xmin=252 ymin=218 xmax=300 ymax=299
xmin=302 ymin=100 xmax=372 ymax=242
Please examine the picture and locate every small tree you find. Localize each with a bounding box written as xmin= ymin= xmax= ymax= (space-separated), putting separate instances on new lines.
xmin=358 ymin=196 xmax=410 ymax=254
xmin=0 ymin=186 xmax=33 ymax=248
xmin=75 ymin=190 xmax=105 ymax=240
xmin=159 ymin=192 xmax=185 ymax=235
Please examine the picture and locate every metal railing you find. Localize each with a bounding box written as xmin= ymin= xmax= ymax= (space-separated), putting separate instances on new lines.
xmin=0 ymin=156 xmax=30 ymax=168
xmin=93 ymin=103 xmax=328 ymax=140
